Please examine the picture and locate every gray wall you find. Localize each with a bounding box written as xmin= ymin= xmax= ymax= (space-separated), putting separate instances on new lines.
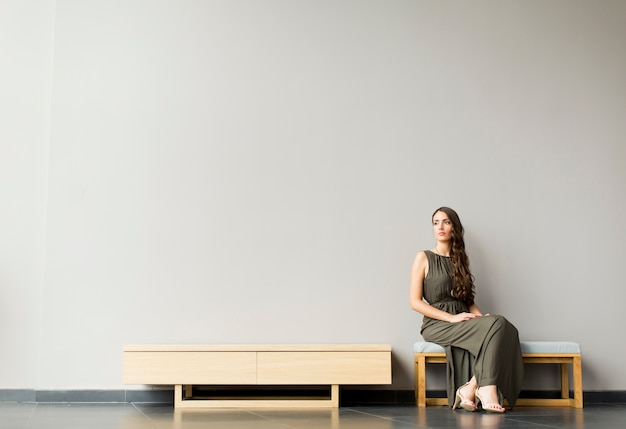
xmin=1 ymin=0 xmax=625 ymax=392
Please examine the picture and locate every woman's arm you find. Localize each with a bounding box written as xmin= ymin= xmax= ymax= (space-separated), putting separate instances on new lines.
xmin=410 ymin=251 xmax=480 ymax=323
xmin=469 ymin=303 xmax=483 ymax=316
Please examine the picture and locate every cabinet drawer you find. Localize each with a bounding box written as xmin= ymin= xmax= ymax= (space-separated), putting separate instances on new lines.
xmin=123 ymin=351 xmax=256 ymax=384
xmin=257 ymin=351 xmax=391 ymax=385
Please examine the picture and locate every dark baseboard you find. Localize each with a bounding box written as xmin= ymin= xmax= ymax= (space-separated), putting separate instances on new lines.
xmin=343 ymin=389 xmax=626 ymax=406
xmin=0 ymin=388 xmax=624 ymax=406
xmin=0 ymin=389 xmax=174 ymax=405
xmin=583 ymin=390 xmax=626 ymax=404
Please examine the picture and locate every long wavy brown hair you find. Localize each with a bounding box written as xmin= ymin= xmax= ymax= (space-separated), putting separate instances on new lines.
xmin=432 ymin=207 xmax=476 ymax=306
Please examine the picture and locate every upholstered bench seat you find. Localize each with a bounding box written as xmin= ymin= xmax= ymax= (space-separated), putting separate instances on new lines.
xmin=520 ymin=341 xmax=581 ymax=354
xmin=413 ymin=340 xmax=583 ymax=408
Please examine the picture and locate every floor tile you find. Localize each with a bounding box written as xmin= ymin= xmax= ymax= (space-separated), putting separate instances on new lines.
xmin=0 ymin=403 xmax=37 ymax=428
xmin=0 ymin=402 xmax=624 ymax=429
xmin=24 ymin=403 xmax=155 ymax=429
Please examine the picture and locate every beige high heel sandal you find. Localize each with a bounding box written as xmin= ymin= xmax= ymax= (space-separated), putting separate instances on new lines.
xmin=452 ymin=382 xmax=477 ymax=412
xmin=475 ymin=386 xmax=505 ymax=413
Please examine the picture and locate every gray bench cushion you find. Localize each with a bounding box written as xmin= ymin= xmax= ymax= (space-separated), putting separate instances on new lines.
xmin=414 ymin=341 xmax=581 ymax=354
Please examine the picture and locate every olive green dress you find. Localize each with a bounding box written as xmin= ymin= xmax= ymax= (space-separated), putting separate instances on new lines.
xmin=420 ymin=250 xmax=524 ymax=408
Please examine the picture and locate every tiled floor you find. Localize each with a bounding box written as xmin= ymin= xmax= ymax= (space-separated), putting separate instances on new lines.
xmin=1 ymin=402 xmax=625 ymax=428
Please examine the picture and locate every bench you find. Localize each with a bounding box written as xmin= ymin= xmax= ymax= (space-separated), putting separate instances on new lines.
xmin=123 ymin=344 xmax=392 ymax=408
xmin=414 ymin=341 xmax=582 ymax=408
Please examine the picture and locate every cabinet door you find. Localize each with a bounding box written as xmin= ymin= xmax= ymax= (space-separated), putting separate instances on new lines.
xmin=257 ymin=351 xmax=391 ymax=385
xmin=123 ymin=351 xmax=256 ymax=384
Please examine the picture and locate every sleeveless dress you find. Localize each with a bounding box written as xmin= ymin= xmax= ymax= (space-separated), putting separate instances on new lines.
xmin=420 ymin=250 xmax=524 ymax=408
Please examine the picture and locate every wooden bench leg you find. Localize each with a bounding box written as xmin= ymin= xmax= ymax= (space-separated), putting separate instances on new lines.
xmin=560 ymin=363 xmax=569 ymax=399
xmin=573 ymin=355 xmax=583 ymax=408
xmin=415 ymin=355 xmax=426 ymax=407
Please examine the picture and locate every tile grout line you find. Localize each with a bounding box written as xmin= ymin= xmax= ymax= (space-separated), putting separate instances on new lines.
xmin=131 ymin=402 xmax=163 ymax=428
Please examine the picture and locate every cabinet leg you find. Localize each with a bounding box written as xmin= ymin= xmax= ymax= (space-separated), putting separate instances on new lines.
xmin=330 ymin=385 xmax=339 ymax=407
xmin=174 ymin=385 xmax=183 ymax=408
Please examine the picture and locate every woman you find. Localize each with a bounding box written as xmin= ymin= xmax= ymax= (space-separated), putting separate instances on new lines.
xmin=410 ymin=207 xmax=523 ymax=412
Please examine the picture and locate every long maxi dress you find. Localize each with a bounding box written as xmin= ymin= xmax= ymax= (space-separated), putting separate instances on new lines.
xmin=420 ymin=250 xmax=524 ymax=408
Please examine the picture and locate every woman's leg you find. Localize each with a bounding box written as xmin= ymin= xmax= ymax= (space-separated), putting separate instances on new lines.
xmin=423 ymin=315 xmax=523 ymax=408
xmin=473 ymin=315 xmax=522 ymax=401
xmin=457 ymin=375 xmax=478 ymax=403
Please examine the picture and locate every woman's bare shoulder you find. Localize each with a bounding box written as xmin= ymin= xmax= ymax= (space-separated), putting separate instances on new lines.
xmin=412 ymin=250 xmax=429 ymax=268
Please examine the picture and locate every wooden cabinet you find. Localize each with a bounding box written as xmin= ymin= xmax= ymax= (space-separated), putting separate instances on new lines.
xmin=256 ymin=351 xmax=391 ymax=385
xmin=123 ymin=344 xmax=392 ymax=408
xmin=123 ymin=351 xmax=256 ymax=385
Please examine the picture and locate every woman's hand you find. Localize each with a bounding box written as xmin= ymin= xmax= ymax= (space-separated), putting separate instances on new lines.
xmin=449 ymin=312 xmax=481 ymax=323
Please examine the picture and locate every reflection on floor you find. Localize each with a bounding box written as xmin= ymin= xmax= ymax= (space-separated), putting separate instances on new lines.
xmin=1 ymin=402 xmax=625 ymax=428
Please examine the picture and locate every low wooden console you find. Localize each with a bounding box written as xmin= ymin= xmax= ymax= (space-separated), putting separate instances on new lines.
xmin=123 ymin=344 xmax=392 ymax=408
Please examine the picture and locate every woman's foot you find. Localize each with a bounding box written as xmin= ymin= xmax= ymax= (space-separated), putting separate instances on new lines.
xmin=453 ymin=380 xmax=478 ymax=412
xmin=475 ymin=386 xmax=505 ymax=413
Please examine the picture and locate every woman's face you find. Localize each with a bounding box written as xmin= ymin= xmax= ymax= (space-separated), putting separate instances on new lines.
xmin=432 ymin=210 xmax=453 ymax=242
